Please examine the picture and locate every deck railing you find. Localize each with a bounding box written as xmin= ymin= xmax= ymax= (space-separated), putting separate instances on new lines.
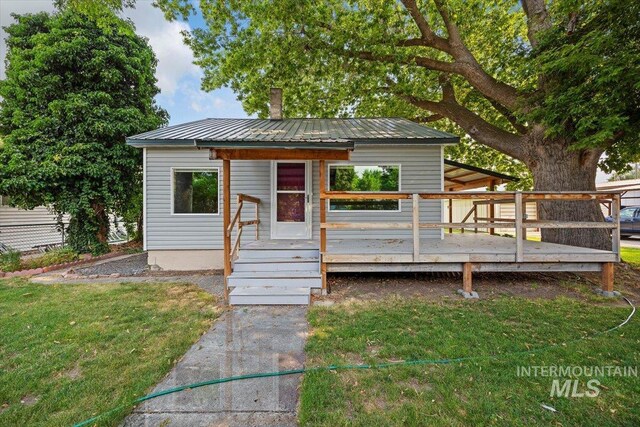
xmin=226 ymin=193 xmax=260 ymax=270
xmin=319 ymin=191 xmax=621 ymax=267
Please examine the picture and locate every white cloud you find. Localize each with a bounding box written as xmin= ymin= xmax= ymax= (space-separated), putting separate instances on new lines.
xmin=0 ymin=0 xmax=56 ymax=79
xmin=122 ymin=2 xmax=199 ymax=96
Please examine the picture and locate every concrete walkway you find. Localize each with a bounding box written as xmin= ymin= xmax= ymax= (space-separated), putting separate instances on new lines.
xmin=124 ymin=306 xmax=308 ymax=427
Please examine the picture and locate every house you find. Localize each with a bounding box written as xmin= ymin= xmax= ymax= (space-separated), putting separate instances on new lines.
xmin=127 ymin=89 xmax=620 ymax=305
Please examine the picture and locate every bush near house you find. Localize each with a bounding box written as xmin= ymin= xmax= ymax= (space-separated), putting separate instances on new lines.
xmin=0 ymin=248 xmax=79 ymax=273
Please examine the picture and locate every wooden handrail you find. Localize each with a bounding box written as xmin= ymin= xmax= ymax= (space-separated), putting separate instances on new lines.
xmin=228 ymin=194 xmax=261 ymax=265
xmin=238 ymin=193 xmax=261 ymax=204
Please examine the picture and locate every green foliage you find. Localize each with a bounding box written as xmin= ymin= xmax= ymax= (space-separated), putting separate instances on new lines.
xmin=330 ymin=165 xmax=400 ymax=210
xmin=0 ymin=10 xmax=167 ymax=254
xmin=0 ymin=248 xmax=79 ymax=272
xmin=191 ymin=171 xmax=219 ymax=213
xmin=0 ymin=249 xmax=21 ymax=272
xmin=22 ymin=248 xmax=79 ymax=270
xmin=528 ymin=0 xmax=640 ymax=173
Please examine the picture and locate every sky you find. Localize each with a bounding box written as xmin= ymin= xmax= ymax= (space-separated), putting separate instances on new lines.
xmin=0 ymin=0 xmax=250 ymax=125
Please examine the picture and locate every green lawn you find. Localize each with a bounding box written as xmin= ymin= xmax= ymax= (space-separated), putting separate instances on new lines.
xmin=621 ymin=246 xmax=640 ymax=267
xmin=0 ymin=279 xmax=219 ymax=426
xmin=300 ymin=297 xmax=639 ymax=426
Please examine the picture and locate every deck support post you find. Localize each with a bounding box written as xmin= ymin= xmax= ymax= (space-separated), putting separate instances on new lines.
xmin=458 ymin=262 xmax=479 ymax=299
xmin=596 ymin=262 xmax=620 ymax=298
xmin=223 ymin=159 xmax=231 ymax=303
xmin=319 ymin=160 xmax=328 ymax=293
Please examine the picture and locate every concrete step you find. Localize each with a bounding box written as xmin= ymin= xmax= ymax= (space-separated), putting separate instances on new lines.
xmin=233 ymin=258 xmax=319 ymax=272
xmin=228 ymin=271 xmax=322 ymax=288
xmin=229 ymin=286 xmax=311 ymax=305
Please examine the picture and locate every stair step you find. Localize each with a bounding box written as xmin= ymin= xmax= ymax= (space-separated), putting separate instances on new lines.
xmin=229 ymin=286 xmax=311 ymax=305
xmin=228 ymin=276 xmax=322 ymax=288
xmin=233 ymin=259 xmax=319 ymax=272
xmin=235 ymin=257 xmax=319 ymax=264
xmin=239 ymin=249 xmax=319 ymax=259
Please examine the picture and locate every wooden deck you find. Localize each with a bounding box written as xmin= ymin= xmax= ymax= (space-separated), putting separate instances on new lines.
xmin=225 ymin=187 xmax=621 ymax=301
xmin=325 ymin=234 xmax=616 ymax=266
xmin=239 ymin=234 xmax=615 ymax=272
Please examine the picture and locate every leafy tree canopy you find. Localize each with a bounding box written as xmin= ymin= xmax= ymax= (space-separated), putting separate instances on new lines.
xmin=18 ymin=0 xmax=640 ymax=249
xmin=0 ymin=10 xmax=167 ymax=253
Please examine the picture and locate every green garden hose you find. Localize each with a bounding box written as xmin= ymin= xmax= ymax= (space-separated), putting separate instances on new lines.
xmin=73 ymin=297 xmax=636 ymax=427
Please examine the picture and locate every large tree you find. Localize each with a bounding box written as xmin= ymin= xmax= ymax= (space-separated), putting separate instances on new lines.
xmin=0 ymin=11 xmax=167 ymax=254
xmin=64 ymin=0 xmax=639 ymax=249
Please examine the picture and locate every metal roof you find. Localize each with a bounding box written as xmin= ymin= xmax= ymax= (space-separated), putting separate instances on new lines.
xmin=126 ymin=117 xmax=459 ymax=148
xmin=444 ymin=159 xmax=518 ymax=190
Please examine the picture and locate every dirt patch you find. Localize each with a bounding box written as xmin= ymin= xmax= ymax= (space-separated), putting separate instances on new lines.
xmin=60 ymin=364 xmax=82 ymax=380
xmin=320 ymin=265 xmax=640 ymax=304
xmin=20 ymin=394 xmax=39 ymax=406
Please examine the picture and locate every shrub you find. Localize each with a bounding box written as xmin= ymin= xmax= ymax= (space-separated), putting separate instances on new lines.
xmin=22 ymin=248 xmax=79 ymax=270
xmin=0 ymin=249 xmax=21 ymax=272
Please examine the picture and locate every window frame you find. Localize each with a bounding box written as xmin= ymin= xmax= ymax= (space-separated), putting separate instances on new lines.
xmin=170 ymin=167 xmax=220 ymax=216
xmin=326 ymin=163 xmax=402 ymax=213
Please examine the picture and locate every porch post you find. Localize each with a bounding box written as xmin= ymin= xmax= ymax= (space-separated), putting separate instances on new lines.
xmin=319 ymin=160 xmax=327 ymax=292
xmin=488 ymin=180 xmax=496 ymax=235
xmin=223 ymin=159 xmax=231 ymax=302
xmin=448 ymin=189 xmax=453 ymax=234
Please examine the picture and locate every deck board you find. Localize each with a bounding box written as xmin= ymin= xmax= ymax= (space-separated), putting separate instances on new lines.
xmin=242 ymin=234 xmax=615 ymax=264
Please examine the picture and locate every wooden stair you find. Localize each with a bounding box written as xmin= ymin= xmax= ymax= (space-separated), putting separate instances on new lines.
xmin=228 ymin=240 xmax=320 ymax=305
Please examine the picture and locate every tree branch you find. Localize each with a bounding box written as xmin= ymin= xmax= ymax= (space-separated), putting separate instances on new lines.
xmin=486 ymin=97 xmax=528 ymax=134
xmin=395 ymin=89 xmax=526 ymax=160
xmin=521 ymin=0 xmax=552 ymax=47
xmin=354 ymin=50 xmax=457 ymax=73
xmin=433 ymin=0 xmax=463 ymax=46
xmin=397 ymin=0 xmax=522 ymax=111
xmin=400 ymin=0 xmax=452 ymax=53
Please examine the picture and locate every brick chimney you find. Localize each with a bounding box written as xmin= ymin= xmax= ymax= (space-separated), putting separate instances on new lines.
xmin=269 ymin=88 xmax=283 ymax=120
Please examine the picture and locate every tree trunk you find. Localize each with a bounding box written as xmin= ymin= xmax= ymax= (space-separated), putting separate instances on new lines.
xmin=92 ymin=203 xmax=110 ymax=245
xmin=526 ymin=133 xmax=610 ymax=250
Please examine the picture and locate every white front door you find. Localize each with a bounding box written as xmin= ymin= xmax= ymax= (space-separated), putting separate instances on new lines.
xmin=271 ymin=161 xmax=312 ymax=239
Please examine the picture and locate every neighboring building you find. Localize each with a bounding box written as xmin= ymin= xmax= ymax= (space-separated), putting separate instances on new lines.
xmin=0 ymin=196 xmax=66 ymax=252
xmin=597 ymin=178 xmax=640 ymax=210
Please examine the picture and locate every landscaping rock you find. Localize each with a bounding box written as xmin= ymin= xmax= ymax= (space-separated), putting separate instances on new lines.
xmin=457 ymin=289 xmax=480 ymax=299
xmin=75 ymin=253 xmax=148 ymax=277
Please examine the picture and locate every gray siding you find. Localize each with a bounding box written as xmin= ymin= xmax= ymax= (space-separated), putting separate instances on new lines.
xmin=317 ymin=145 xmax=442 ymax=239
xmin=145 ymin=145 xmax=443 ymax=250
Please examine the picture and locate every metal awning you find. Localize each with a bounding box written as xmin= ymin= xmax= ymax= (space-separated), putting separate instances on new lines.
xmin=444 ymin=159 xmax=518 ymax=191
xmin=126 ymin=117 xmax=459 ymax=148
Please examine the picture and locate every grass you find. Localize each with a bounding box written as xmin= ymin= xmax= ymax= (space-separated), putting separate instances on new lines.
xmin=0 ymin=248 xmax=79 ymax=273
xmin=300 ymin=296 xmax=639 ymax=426
xmin=0 ymin=278 xmax=219 ymax=426
xmin=620 ymin=246 xmax=640 ymax=267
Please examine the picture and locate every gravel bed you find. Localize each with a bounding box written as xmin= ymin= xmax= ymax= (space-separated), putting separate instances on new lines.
xmin=74 ymin=253 xmax=149 ymax=276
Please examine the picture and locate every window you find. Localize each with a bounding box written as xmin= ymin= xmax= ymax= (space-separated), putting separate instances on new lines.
xmin=172 ymin=169 xmax=219 ymax=214
xmin=620 ymin=208 xmax=638 ymax=220
xmin=328 ymin=165 xmax=400 ymax=211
